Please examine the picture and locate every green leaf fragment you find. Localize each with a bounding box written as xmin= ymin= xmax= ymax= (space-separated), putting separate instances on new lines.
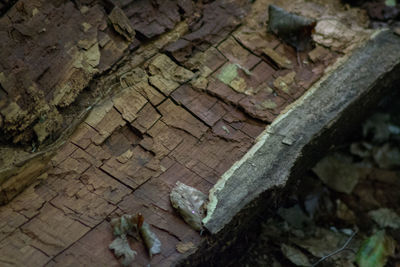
xmin=356 ymin=230 xmax=395 ymax=267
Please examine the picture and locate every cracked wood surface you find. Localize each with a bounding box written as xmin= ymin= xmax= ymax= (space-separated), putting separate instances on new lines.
xmin=0 ymin=0 xmax=372 ymax=266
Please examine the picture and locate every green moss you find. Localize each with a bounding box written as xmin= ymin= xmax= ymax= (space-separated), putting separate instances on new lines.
xmin=218 ymin=64 xmax=238 ymax=85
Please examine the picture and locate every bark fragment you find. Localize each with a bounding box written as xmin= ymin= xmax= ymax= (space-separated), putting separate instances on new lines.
xmin=108 ymin=6 xmax=135 ymax=41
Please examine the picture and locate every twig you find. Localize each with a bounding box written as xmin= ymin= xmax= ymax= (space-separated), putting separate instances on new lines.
xmin=312 ymin=230 xmax=358 ymax=267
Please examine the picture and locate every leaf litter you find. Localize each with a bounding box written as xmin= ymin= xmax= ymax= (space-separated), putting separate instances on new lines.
xmin=236 ymin=97 xmax=400 ymax=266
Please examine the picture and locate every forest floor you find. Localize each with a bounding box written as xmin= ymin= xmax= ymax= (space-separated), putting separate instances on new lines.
xmin=0 ymin=0 xmax=399 ymax=266
xmin=234 ymin=93 xmax=400 ymax=267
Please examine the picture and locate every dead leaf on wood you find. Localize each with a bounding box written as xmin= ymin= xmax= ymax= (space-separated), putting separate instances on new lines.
xmin=170 ymin=181 xmax=207 ymax=231
xmin=176 ymin=242 xmax=196 ymax=253
xmin=109 ymin=213 xmax=161 ymax=264
xmin=268 ymin=5 xmax=316 ymax=51
xmin=109 ymin=235 xmax=137 ymax=267
xmin=140 ymin=220 xmax=162 ymax=258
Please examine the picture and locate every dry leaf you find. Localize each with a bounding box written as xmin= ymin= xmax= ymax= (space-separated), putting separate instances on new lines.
xmin=170 ymin=181 xmax=207 ymax=231
xmin=109 ymin=236 xmax=137 ymax=267
xmin=140 ymin=221 xmax=162 ymax=258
